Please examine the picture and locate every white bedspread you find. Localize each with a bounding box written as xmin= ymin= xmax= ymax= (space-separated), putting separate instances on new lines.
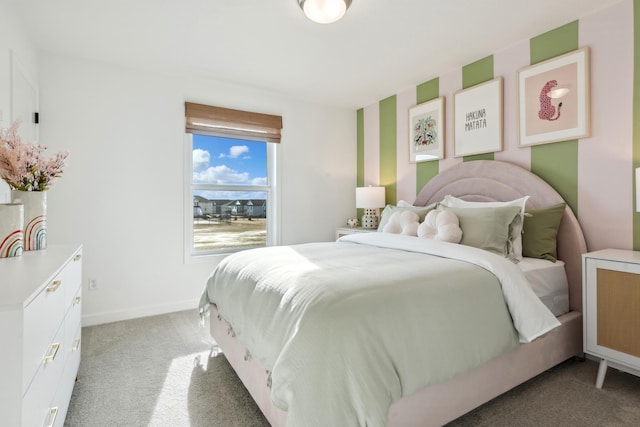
xmin=200 ymin=233 xmax=560 ymax=427
xmin=341 ymin=233 xmax=561 ymax=342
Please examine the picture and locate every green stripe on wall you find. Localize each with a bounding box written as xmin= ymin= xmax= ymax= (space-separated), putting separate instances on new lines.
xmin=462 ymin=56 xmax=494 ymax=89
xmin=462 ymin=56 xmax=495 ymax=161
xmin=416 ymin=78 xmax=440 ymax=193
xmin=380 ymin=96 xmax=397 ymax=204
xmin=634 ymin=0 xmax=640 ymax=250
xmin=356 ymin=108 xmax=364 ymax=220
xmin=530 ymin=21 xmax=579 ymax=65
xmin=529 ymin=21 xmax=579 ymax=215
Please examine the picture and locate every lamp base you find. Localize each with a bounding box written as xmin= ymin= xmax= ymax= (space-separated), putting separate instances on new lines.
xmin=361 ymin=208 xmax=379 ymax=229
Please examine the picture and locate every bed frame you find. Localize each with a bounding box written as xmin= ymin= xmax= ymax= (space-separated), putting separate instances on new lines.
xmin=208 ymin=160 xmax=587 ymax=427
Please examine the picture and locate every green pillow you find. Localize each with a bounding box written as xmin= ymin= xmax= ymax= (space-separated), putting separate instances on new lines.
xmin=377 ymin=203 xmax=436 ymax=231
xmin=439 ymin=205 xmax=522 ymax=256
xmin=522 ymin=203 xmax=566 ymax=262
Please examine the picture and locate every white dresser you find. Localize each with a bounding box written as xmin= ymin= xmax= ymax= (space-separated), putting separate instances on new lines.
xmin=0 ymin=244 xmax=83 ymax=427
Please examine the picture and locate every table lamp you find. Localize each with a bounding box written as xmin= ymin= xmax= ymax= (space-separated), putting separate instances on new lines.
xmin=356 ymin=186 xmax=386 ymax=229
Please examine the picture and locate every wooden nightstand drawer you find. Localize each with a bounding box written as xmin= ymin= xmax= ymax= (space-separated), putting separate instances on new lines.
xmin=595 ymin=268 xmax=640 ymax=357
xmin=583 ymin=250 xmax=640 ymax=388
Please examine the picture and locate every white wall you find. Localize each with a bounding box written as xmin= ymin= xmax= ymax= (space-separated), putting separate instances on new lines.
xmin=37 ymin=53 xmax=356 ymax=325
xmin=0 ymin=2 xmax=39 ymax=202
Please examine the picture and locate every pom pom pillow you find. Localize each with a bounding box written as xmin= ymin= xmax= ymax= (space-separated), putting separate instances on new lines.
xmin=382 ymin=210 xmax=420 ymax=236
xmin=417 ymin=210 xmax=463 ymax=243
xmin=377 ymin=202 xmax=437 ymax=231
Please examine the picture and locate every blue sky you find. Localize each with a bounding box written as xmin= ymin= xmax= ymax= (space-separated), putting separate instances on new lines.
xmin=192 ymin=134 xmax=266 ymax=186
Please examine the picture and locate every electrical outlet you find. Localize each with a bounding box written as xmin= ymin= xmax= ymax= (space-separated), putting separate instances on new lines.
xmin=88 ymin=278 xmax=99 ymax=291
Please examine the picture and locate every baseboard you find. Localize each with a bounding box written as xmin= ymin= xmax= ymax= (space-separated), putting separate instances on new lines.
xmin=81 ymin=299 xmax=199 ymax=327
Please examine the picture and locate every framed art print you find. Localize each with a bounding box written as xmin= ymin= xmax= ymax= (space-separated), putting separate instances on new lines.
xmin=453 ymin=77 xmax=503 ymax=157
xmin=517 ymin=47 xmax=590 ymax=147
xmin=409 ymin=97 xmax=445 ymax=162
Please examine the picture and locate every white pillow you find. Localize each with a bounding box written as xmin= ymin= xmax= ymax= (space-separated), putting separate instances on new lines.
xmin=440 ymin=195 xmax=529 ymax=260
xmin=417 ymin=210 xmax=462 ymax=243
xmin=377 ymin=202 xmax=436 ymax=231
xmin=382 ymin=210 xmax=420 ymax=236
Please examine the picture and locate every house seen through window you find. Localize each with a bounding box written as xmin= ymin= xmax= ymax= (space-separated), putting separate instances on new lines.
xmin=192 ymin=135 xmax=269 ymax=252
xmin=184 ymin=102 xmax=281 ymax=258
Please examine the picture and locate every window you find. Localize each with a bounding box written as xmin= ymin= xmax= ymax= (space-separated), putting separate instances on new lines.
xmin=184 ymin=103 xmax=281 ymax=259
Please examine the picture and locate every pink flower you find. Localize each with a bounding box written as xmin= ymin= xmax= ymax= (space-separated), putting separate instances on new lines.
xmin=0 ymin=121 xmax=69 ymax=191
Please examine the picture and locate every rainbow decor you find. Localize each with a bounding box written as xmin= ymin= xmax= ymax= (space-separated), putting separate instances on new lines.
xmin=0 ymin=203 xmax=24 ymax=258
xmin=11 ymin=190 xmax=47 ymax=251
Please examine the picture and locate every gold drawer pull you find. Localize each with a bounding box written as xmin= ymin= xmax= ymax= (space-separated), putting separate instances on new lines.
xmin=46 ymin=280 xmax=62 ymax=292
xmin=74 ymin=254 xmax=82 ymax=261
xmin=73 ymin=296 xmax=81 ymax=306
xmin=72 ymin=338 xmax=81 ymax=352
xmin=44 ymin=343 xmax=60 ymax=363
xmin=44 ymin=406 xmax=58 ymax=427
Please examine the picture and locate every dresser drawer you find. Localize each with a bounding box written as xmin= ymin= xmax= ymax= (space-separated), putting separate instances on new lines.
xmin=63 ymin=251 xmax=82 ymax=314
xmin=22 ymin=325 xmax=65 ymax=427
xmin=54 ymin=323 xmax=81 ymax=427
xmin=64 ymin=288 xmax=82 ymax=364
xmin=23 ymin=273 xmax=66 ymax=392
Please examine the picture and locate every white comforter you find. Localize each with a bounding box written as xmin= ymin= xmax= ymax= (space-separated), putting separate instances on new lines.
xmin=200 ymin=233 xmax=560 ymax=427
xmin=341 ymin=233 xmax=561 ymax=343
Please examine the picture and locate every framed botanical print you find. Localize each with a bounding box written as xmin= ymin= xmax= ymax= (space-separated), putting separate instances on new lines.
xmin=409 ymin=97 xmax=445 ymax=162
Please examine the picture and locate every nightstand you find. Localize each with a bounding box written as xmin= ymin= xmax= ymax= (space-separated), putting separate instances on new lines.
xmin=583 ymin=249 xmax=640 ymax=388
xmin=335 ymin=226 xmax=376 ymax=240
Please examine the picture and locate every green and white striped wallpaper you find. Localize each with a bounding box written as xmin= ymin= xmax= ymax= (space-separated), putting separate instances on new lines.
xmin=357 ymin=0 xmax=637 ymax=252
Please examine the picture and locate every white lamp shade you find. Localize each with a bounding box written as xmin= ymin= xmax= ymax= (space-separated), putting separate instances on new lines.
xmin=356 ymin=186 xmax=386 ymax=209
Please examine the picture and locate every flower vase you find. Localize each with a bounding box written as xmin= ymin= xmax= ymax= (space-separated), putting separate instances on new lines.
xmin=0 ymin=203 xmax=24 ymax=257
xmin=11 ymin=190 xmax=47 ymax=250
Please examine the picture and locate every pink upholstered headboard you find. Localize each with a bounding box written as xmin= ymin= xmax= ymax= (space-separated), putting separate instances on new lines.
xmin=413 ymin=160 xmax=587 ymax=312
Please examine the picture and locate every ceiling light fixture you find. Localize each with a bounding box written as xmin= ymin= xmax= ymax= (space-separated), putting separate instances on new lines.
xmin=298 ymin=0 xmax=352 ymax=24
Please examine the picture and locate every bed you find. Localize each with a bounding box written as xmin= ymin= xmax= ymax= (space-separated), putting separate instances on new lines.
xmin=199 ymin=160 xmax=587 ymax=427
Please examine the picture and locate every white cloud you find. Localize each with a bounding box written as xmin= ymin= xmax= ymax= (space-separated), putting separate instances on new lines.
xmin=229 ymin=145 xmax=249 ymax=158
xmin=251 ymin=177 xmax=267 ymax=186
xmin=193 ymin=149 xmax=210 ymax=171
xmin=193 ymin=164 xmax=250 ymax=184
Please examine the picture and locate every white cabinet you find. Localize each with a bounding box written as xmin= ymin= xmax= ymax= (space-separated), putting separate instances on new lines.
xmin=583 ymin=249 xmax=640 ymax=388
xmin=0 ymin=244 xmax=82 ymax=427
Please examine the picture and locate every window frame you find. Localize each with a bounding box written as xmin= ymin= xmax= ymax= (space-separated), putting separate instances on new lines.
xmin=183 ymin=133 xmax=280 ymax=263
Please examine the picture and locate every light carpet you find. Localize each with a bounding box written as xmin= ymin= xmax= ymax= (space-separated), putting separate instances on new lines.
xmin=65 ymin=309 xmax=640 ymax=426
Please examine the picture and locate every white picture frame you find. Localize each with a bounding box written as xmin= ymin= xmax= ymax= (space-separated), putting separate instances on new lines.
xmin=409 ymin=97 xmax=445 ymax=162
xmin=453 ymin=77 xmax=503 ymax=157
xmin=517 ymin=47 xmax=590 ymax=147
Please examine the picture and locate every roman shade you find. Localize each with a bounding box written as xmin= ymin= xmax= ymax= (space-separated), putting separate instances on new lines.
xmin=185 ymin=102 xmax=283 ymax=143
